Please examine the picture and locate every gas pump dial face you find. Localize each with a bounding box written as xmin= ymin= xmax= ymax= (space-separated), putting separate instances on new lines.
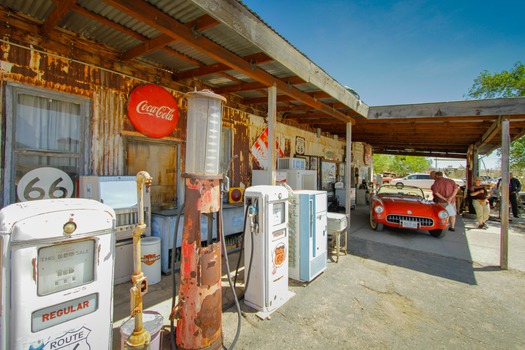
xmin=271 ymin=202 xmax=285 ymax=226
xmin=37 ymin=240 xmax=95 ymax=295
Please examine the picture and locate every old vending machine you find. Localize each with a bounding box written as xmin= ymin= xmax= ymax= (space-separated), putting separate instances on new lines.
xmin=0 ymin=198 xmax=116 ymax=350
xmin=243 ymin=185 xmax=294 ymax=319
xmin=288 ymin=190 xmax=328 ymax=282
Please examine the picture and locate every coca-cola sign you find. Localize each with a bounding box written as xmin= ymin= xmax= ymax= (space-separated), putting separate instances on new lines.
xmin=127 ymin=84 xmax=179 ymax=138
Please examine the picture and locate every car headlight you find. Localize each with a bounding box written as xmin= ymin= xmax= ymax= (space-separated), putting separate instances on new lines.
xmin=374 ymin=206 xmax=384 ymax=214
xmin=438 ymin=210 xmax=449 ymax=219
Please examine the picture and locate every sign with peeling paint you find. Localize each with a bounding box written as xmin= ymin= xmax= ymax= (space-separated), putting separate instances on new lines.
xmin=250 ymin=128 xmax=284 ymax=170
xmin=127 ymin=84 xmax=179 ymax=138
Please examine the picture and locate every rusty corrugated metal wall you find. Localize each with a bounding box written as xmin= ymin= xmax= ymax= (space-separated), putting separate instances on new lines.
xmin=0 ymin=42 xmax=194 ymax=176
xmin=91 ymin=86 xmax=127 ymax=175
xmin=1 ymin=40 xmax=354 ymax=193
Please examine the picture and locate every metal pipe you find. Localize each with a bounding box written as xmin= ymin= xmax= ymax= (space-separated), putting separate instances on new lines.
xmin=125 ymin=171 xmax=153 ymax=349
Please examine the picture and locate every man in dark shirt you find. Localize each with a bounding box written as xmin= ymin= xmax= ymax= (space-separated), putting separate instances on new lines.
xmin=498 ymin=173 xmax=522 ymax=218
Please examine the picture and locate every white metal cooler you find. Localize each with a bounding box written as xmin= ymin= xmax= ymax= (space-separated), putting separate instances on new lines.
xmin=0 ymin=199 xmax=116 ymax=350
xmin=288 ymin=190 xmax=328 ymax=282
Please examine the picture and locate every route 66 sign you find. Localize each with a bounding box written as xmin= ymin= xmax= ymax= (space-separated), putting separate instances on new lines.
xmin=16 ymin=167 xmax=74 ymax=202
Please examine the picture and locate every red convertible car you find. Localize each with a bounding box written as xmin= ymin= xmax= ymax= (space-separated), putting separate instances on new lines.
xmin=369 ymin=184 xmax=450 ymax=238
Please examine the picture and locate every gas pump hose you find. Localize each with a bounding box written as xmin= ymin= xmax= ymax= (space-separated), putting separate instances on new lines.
xmin=219 ymin=204 xmax=243 ymax=349
xmin=169 ymin=202 xmax=185 ymax=350
xmin=231 ymin=199 xmax=258 ymax=313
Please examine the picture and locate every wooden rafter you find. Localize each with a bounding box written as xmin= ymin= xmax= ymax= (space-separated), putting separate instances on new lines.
xmin=43 ymin=0 xmax=77 ymax=34
xmin=121 ymin=14 xmax=220 ymax=61
xmin=102 ymin=0 xmax=354 ymax=122
xmin=174 ymin=52 xmax=273 ymax=80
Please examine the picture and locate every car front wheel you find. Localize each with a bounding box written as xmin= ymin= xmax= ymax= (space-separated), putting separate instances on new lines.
xmin=429 ymin=229 xmax=446 ymax=238
xmin=369 ymin=212 xmax=384 ymax=231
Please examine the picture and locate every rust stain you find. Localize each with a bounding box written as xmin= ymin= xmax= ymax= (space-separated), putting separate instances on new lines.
xmin=195 ymin=290 xmax=222 ymax=341
xmin=200 ymin=242 xmax=221 ymax=287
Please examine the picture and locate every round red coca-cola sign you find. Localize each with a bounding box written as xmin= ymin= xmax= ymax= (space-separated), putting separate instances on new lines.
xmin=127 ymin=84 xmax=179 ymax=138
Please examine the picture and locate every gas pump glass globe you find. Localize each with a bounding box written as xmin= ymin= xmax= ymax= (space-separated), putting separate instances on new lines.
xmin=185 ymin=90 xmax=226 ymax=175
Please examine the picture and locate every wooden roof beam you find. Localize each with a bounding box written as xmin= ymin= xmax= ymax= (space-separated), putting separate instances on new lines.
xmin=369 ymin=98 xmax=525 ymax=120
xmin=71 ymin=3 xmax=147 ymax=41
xmin=475 ymin=116 xmax=502 ymax=150
xmin=42 ymin=0 xmax=77 ymax=34
xmin=102 ymin=0 xmax=355 ymax=122
xmin=122 ymin=14 xmax=219 ymax=61
xmin=190 ymin=0 xmax=367 ymax=117
xmin=175 ymin=52 xmax=273 ymax=80
xmin=214 ymin=75 xmax=306 ymax=94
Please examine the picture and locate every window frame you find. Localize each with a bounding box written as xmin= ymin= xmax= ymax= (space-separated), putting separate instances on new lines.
xmin=3 ymin=83 xmax=91 ymax=206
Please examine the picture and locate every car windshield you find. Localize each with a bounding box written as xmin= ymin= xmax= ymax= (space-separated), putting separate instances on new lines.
xmin=377 ymin=185 xmax=425 ymax=198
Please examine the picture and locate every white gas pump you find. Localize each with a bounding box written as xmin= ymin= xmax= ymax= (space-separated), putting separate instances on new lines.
xmin=0 ymin=198 xmax=116 ymax=350
xmin=243 ymin=185 xmax=294 ymax=319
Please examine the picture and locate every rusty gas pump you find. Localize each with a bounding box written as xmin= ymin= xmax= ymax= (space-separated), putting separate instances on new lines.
xmin=171 ymin=90 xmax=227 ymax=350
xmin=125 ymin=171 xmax=153 ymax=349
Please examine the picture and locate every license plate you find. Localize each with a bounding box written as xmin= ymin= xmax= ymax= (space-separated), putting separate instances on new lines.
xmin=401 ymin=220 xmax=418 ymax=229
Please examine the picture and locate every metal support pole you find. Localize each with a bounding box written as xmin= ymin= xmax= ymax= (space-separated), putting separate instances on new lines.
xmin=345 ymin=122 xmax=352 ymax=235
xmin=500 ymin=119 xmax=510 ymax=269
xmin=268 ymin=84 xmax=277 ymax=183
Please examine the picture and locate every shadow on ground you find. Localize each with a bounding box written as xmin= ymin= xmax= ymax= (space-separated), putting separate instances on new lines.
xmin=348 ymin=236 xmax=478 ymax=285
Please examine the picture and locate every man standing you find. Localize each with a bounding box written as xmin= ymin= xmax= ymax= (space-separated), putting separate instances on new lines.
xmin=431 ymin=171 xmax=460 ymax=231
xmin=498 ymin=173 xmax=522 ymax=218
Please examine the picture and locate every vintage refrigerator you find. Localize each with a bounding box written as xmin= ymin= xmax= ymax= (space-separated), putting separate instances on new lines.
xmin=252 ymin=169 xmax=317 ymax=190
xmin=288 ymin=190 xmax=328 ymax=282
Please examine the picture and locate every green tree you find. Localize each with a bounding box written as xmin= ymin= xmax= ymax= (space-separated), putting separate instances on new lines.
xmin=373 ymin=154 xmax=431 ymax=177
xmin=390 ymin=156 xmax=432 ymax=176
xmin=372 ymin=154 xmax=393 ymax=174
xmin=466 ymin=61 xmax=525 ymax=98
xmin=466 ymin=61 xmax=525 ymax=171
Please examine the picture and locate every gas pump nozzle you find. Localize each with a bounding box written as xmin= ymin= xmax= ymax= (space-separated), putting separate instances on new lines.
xmin=248 ymin=205 xmax=259 ymax=234
xmin=221 ymin=155 xmax=238 ymax=195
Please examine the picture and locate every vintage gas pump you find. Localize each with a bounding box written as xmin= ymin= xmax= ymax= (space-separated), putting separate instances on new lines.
xmin=243 ymin=185 xmax=294 ymax=319
xmin=171 ymin=90 xmax=226 ymax=350
xmin=0 ymin=198 xmax=116 ymax=350
xmin=124 ymin=171 xmax=154 ymax=349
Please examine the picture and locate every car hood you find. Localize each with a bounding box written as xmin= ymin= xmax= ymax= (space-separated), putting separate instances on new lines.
xmin=377 ymin=196 xmax=442 ymax=215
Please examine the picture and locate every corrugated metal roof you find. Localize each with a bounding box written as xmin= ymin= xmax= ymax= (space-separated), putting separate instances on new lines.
xmin=1 ymin=0 xmax=54 ymax=20
xmin=167 ymin=41 xmax=218 ymax=67
xmin=0 ymin=0 xmax=368 ymax=138
xmin=1 ymin=0 xmax=524 ymax=158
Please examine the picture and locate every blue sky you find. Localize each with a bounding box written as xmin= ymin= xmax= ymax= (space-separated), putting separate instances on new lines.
xmin=242 ymin=0 xmax=524 ymax=169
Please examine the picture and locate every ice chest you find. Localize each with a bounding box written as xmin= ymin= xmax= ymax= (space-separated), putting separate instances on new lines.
xmin=327 ymin=212 xmax=347 ymax=231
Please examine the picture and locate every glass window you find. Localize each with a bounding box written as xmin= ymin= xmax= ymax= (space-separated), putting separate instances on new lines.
xmin=126 ymin=138 xmax=179 ymax=211
xmin=3 ymin=84 xmax=90 ymax=205
xmin=37 ymin=240 xmax=95 ymax=295
xmin=220 ymin=126 xmax=233 ymax=174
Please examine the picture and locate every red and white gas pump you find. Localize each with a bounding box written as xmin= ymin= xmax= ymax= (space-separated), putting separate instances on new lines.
xmin=171 ymin=90 xmax=227 ymax=350
xmin=0 ymin=198 xmax=116 ymax=350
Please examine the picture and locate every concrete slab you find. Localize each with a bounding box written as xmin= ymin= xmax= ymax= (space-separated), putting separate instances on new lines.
xmin=112 ymin=205 xmax=525 ymax=349
xmin=349 ymin=205 xmax=525 ymax=272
